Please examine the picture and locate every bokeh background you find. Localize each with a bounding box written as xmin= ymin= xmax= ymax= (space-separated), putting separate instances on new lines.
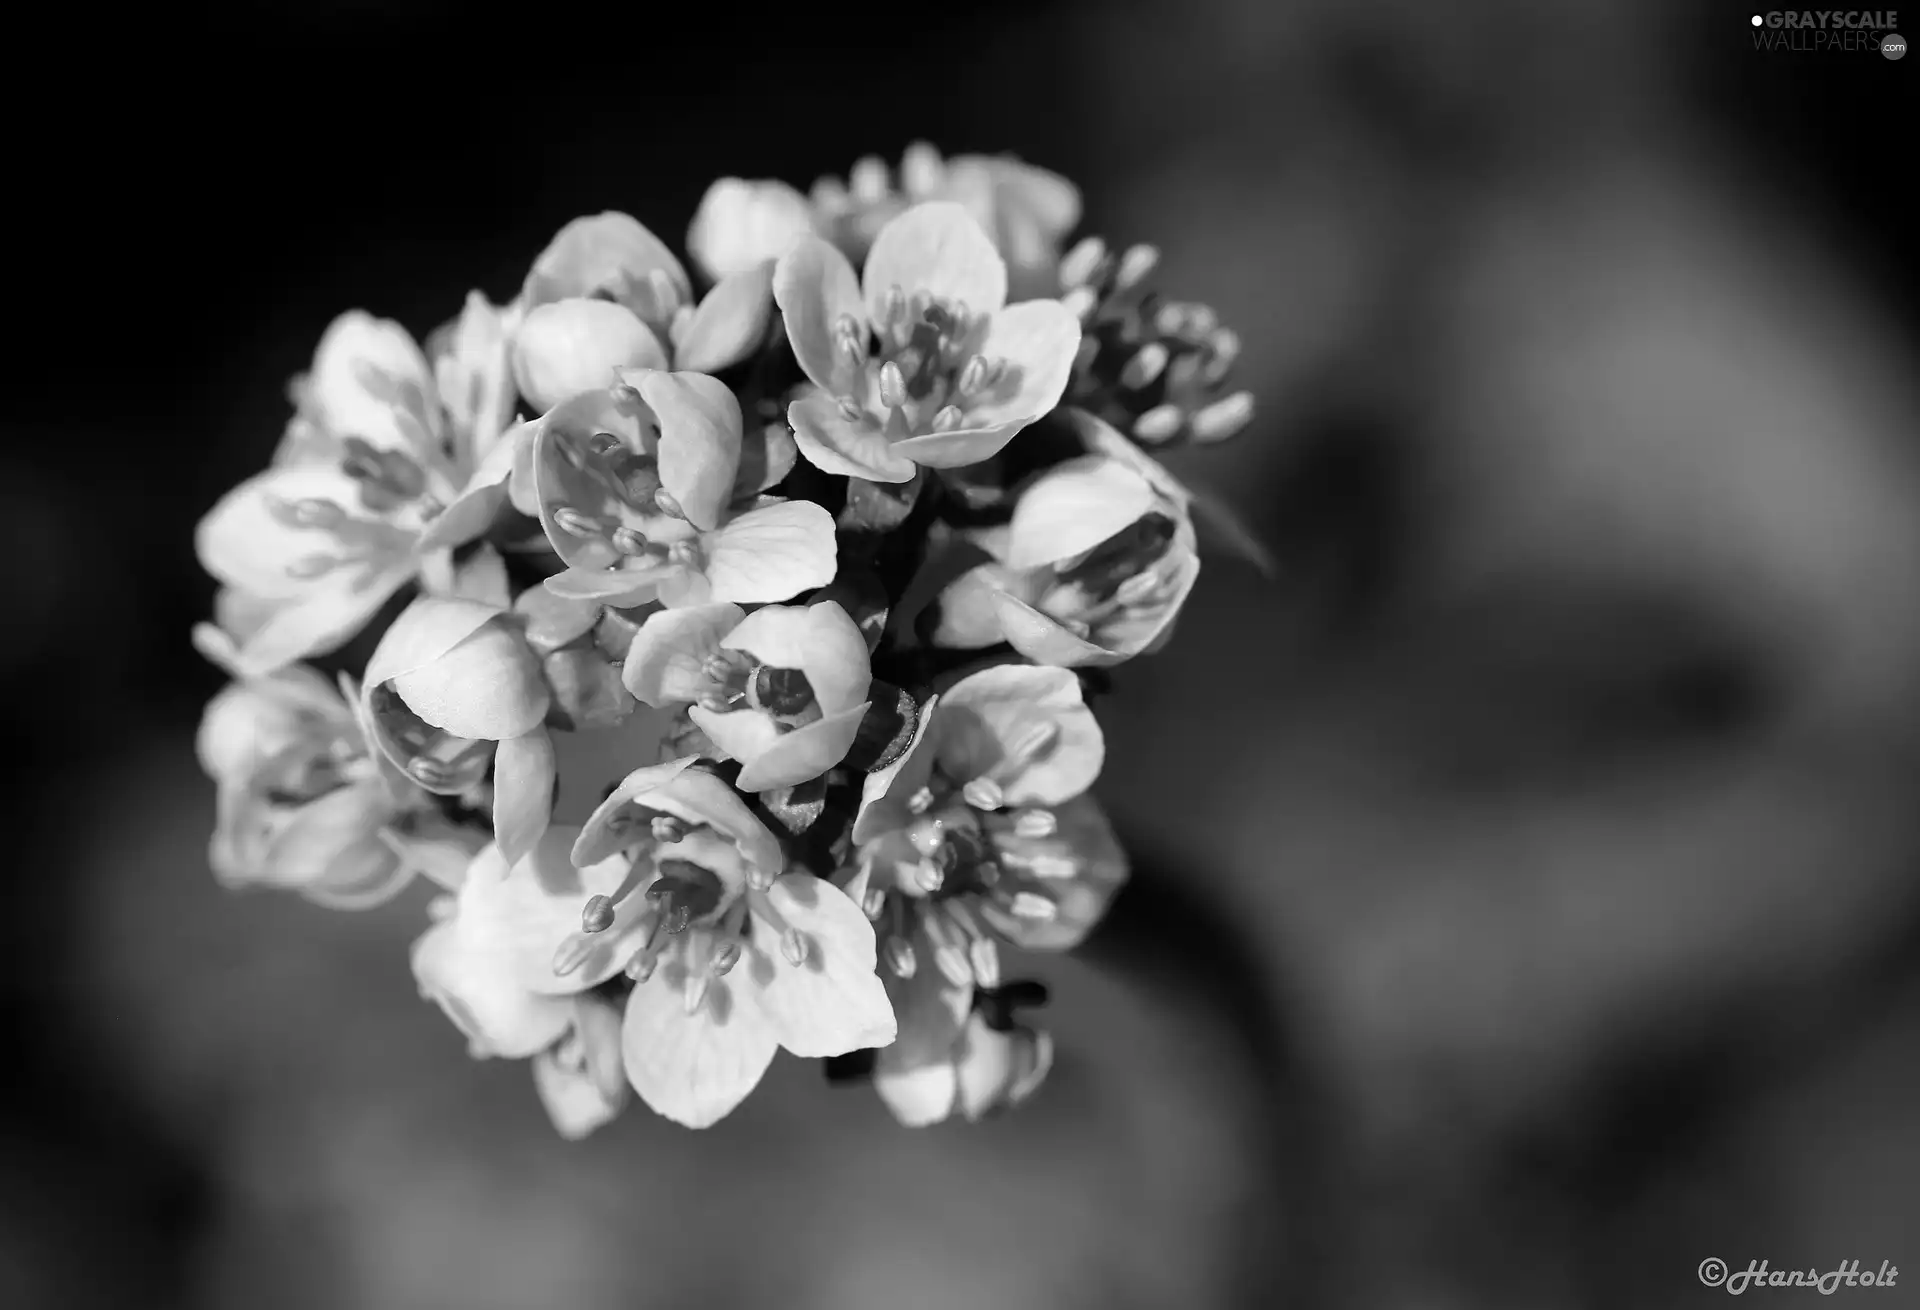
xmin=7 ymin=2 xmax=1918 ymax=1306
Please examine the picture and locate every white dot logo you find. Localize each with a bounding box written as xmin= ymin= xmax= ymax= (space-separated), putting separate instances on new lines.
xmin=1884 ymin=33 xmax=1907 ymax=58
xmin=1751 ymin=13 xmax=1763 ymax=24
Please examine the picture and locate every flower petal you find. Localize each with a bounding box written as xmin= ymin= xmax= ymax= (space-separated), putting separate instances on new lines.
xmin=523 ymin=212 xmax=690 ymax=314
xmin=732 ymin=703 xmax=870 ymax=792
xmin=721 ymin=600 xmax=871 ymax=714
xmin=872 ymin=965 xmax=972 ymax=1127
xmin=887 ymin=419 xmax=1029 ymax=470
xmin=934 ymin=664 xmax=1104 ymax=805
xmin=772 ymin=235 xmax=867 ymax=395
xmin=305 ymin=311 xmax=438 ymax=455
xmin=622 ymin=602 xmax=744 ymax=705
xmin=196 ymin=464 xmax=409 ymax=600
xmin=622 ymin=960 xmax=779 ymax=1128
xmin=787 ymin=389 xmax=915 ymax=483
xmin=363 ymin=595 xmax=503 ymax=689
xmin=493 ymin=729 xmax=556 ymax=865
xmin=861 ymin=202 xmax=1008 ymax=322
xmin=954 ymin=1017 xmax=1054 ymax=1121
xmin=955 ymin=299 xmax=1080 ymax=428
xmin=701 ymin=499 xmax=839 ymax=604
xmin=1004 ymin=454 xmax=1157 ymax=571
xmin=992 ymin=591 xmax=1126 ymax=668
xmin=388 ymin=616 xmax=550 ymax=740
xmin=685 ymin=704 xmax=781 ymax=765
xmin=433 ymin=291 xmax=517 ymax=468
xmin=851 ymin=693 xmax=939 ymax=845
xmin=634 ymin=370 xmax=742 ymax=531
xmin=572 ymin=756 xmax=698 ymax=865
xmin=460 ymin=826 xmax=642 ymax=995
xmin=411 ymin=918 xmax=573 ymax=1059
xmin=512 ymin=298 xmax=669 ymax=414
xmin=448 ymin=544 xmax=512 ymax=607
xmin=673 ymin=262 xmax=775 ymax=375
xmin=227 ymin=570 xmax=415 ymax=678
xmin=743 ymin=874 xmax=895 ymax=1058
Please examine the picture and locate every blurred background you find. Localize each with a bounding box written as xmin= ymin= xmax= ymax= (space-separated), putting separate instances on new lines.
xmin=7 ymin=1 xmax=1918 ymax=1306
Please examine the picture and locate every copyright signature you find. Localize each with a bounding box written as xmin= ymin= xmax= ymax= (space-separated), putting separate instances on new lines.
xmin=1699 ymin=1258 xmax=1900 ymax=1295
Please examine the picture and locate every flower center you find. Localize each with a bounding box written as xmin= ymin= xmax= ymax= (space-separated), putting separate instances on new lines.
xmin=546 ymin=427 xmax=698 ymax=574
xmin=830 ymin=289 xmax=1011 ymax=439
xmin=367 ymin=683 xmax=493 ymax=792
xmin=696 ymin=648 xmax=821 ymax=726
xmin=1034 ymin=511 xmax=1183 ymax=638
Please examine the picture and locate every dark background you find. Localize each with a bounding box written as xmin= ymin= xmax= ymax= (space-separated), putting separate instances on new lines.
xmin=6 ymin=2 xmax=1918 ymax=1306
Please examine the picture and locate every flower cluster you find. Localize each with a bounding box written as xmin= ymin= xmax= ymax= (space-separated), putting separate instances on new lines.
xmin=192 ymin=143 xmax=1258 ymax=1134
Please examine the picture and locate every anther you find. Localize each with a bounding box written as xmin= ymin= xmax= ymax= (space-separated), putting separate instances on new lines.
xmin=878 ymin=361 xmax=908 ymax=409
xmin=863 ymin=886 xmax=888 ymax=920
xmin=881 ymin=283 xmax=907 ymax=329
xmin=1115 ymin=570 xmax=1167 ymax=606
xmin=930 ymin=405 xmax=963 ymax=432
xmin=1119 ymin=342 xmax=1169 ymax=390
xmin=653 ymin=489 xmax=683 ymax=518
xmin=906 ymin=786 xmax=935 ymax=816
xmin=553 ymin=507 xmax=604 ymax=538
xmin=900 ymin=141 xmax=943 ymax=196
xmin=1188 ymin=392 xmax=1256 ymax=444
xmin=780 ymin=928 xmax=809 ymax=967
xmin=650 ymin=814 xmax=688 ymax=843
xmin=285 ymin=554 xmax=340 ymax=580
xmin=837 ymin=396 xmax=865 ymax=421
xmin=580 ymin=894 xmax=616 ymax=934
xmin=407 ymin=757 xmax=450 ymax=787
xmin=1013 ymin=809 xmax=1056 ymax=839
xmin=1059 ymin=236 xmax=1107 ymax=291
xmin=962 ymin=777 xmax=1005 ymax=811
xmin=915 ymin=860 xmax=946 ymax=893
xmin=1132 ymin=404 xmax=1186 ymax=445
xmin=1026 ymin=853 xmax=1078 ymax=880
xmin=849 ymin=155 xmax=889 ymax=202
xmin=883 ymin=936 xmax=917 ymax=978
xmin=969 ymin=938 xmax=1002 ymax=990
xmin=1115 ymin=244 xmax=1159 ymax=291
xmin=610 ymin=526 xmax=651 ymax=555
xmin=934 ymin=945 xmax=974 ymax=989
xmin=958 ymin=354 xmax=989 ymax=395
xmin=668 ymin=540 xmax=703 ymax=568
xmin=1062 ymin=286 xmax=1099 ymax=321
xmin=747 ymin=864 xmax=776 ymax=892
xmin=1010 ymin=891 xmax=1059 ymax=920
xmin=710 ymin=940 xmax=741 ymax=976
xmin=832 ymin=312 xmax=863 ymax=343
xmin=288 ymin=498 xmax=346 ymax=528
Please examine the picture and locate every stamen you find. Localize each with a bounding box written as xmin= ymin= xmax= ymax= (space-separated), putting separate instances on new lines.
xmin=610 ymin=526 xmax=651 ymax=555
xmin=285 ymin=554 xmax=341 ymax=580
xmin=1062 ymin=286 xmax=1099 ymax=321
xmin=1013 ymin=809 xmax=1056 ymax=839
xmin=962 ymin=777 xmax=1005 ymax=811
xmin=683 ymin=970 xmax=712 ymax=1015
xmin=553 ymin=507 xmax=605 ymax=538
xmin=883 ymin=935 xmax=917 ymax=978
xmin=881 ymin=283 xmax=907 ymax=330
xmin=650 ymin=814 xmax=688 ymax=843
xmin=1119 ymin=342 xmax=1169 ymax=390
xmin=837 ymin=396 xmax=865 ymax=421
xmin=1010 ymin=891 xmax=1059 ymax=919
xmin=862 ymin=885 xmax=888 ymax=919
xmin=968 ymin=937 xmax=1002 ymax=990
xmin=1026 ymin=853 xmax=1078 ymax=881
xmin=1059 ymin=236 xmax=1107 ymax=290
xmin=930 ymin=405 xmax=963 ymax=432
xmin=900 ymin=141 xmax=943 ymax=196
xmin=957 ymin=354 xmax=989 ymax=396
xmin=710 ymin=940 xmax=741 ymax=976
xmin=406 ymin=757 xmax=452 ymax=787
xmin=1189 ymin=391 xmax=1256 ymax=444
xmin=914 ymin=860 xmax=945 ymax=893
xmin=1115 ymin=570 xmax=1167 ymax=606
xmin=1132 ymin=404 xmax=1186 ymax=445
xmin=906 ymin=786 xmax=935 ymax=816
xmin=849 ymin=155 xmax=889 ymax=202
xmin=580 ymin=894 xmax=616 ymax=934
xmin=287 ymin=498 xmax=346 ymax=529
xmin=780 ymin=928 xmax=809 ymax=967
xmin=1115 ymin=243 xmax=1160 ymax=291
xmin=878 ymin=361 xmax=908 ymax=410
xmin=667 ymin=540 xmax=703 ymax=569
xmin=653 ymin=489 xmax=683 ymax=518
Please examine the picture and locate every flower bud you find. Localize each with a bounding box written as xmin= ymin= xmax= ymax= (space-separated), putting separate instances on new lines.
xmin=686 ymin=178 xmax=819 ymax=282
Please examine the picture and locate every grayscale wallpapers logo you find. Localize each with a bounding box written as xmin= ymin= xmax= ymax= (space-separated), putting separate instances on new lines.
xmin=1749 ymin=10 xmax=1906 ymax=54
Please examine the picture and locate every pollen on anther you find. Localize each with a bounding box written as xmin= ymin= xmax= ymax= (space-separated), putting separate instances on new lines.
xmin=554 ymin=507 xmax=604 ymax=538
xmin=878 ymin=361 xmax=908 ymax=410
xmin=611 ymin=526 xmax=650 ymax=555
xmin=1012 ymin=809 xmax=1056 ymax=839
xmin=930 ymin=405 xmax=963 ymax=433
xmin=581 ymin=894 xmax=616 ymax=934
xmin=962 ymin=777 xmax=1005 ymax=811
